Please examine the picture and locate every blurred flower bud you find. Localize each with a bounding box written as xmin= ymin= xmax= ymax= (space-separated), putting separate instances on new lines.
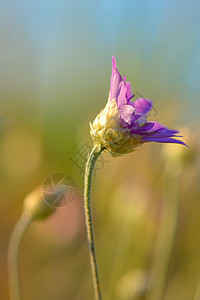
xmin=22 ymin=186 xmax=60 ymax=221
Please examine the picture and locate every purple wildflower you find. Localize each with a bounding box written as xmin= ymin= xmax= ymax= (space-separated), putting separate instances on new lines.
xmin=90 ymin=57 xmax=186 ymax=156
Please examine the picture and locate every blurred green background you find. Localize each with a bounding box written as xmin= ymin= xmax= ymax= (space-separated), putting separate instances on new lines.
xmin=0 ymin=0 xmax=200 ymax=299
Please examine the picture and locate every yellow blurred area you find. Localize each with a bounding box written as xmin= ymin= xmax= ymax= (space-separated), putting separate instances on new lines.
xmin=0 ymin=119 xmax=200 ymax=300
xmin=0 ymin=128 xmax=42 ymax=178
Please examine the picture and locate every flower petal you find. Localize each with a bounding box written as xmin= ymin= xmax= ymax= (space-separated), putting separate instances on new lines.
xmin=120 ymin=105 xmax=135 ymax=125
xmin=126 ymin=82 xmax=134 ymax=100
xmin=117 ymin=82 xmax=128 ymax=108
xmin=110 ymin=56 xmax=122 ymax=101
xmin=141 ymin=136 xmax=188 ymax=146
xmin=132 ymin=98 xmax=152 ymax=115
xmin=140 ymin=121 xmax=179 ymax=135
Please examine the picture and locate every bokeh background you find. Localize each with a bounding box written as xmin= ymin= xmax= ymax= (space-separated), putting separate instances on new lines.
xmin=0 ymin=0 xmax=200 ymax=299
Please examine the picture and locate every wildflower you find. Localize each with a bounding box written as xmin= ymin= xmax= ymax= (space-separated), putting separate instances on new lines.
xmin=90 ymin=56 xmax=186 ymax=156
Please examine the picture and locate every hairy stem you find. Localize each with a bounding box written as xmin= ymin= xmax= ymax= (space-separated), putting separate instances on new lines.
xmin=8 ymin=213 xmax=32 ymax=300
xmin=84 ymin=145 xmax=103 ymax=300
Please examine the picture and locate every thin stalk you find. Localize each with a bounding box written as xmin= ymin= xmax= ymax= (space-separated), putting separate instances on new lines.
xmin=7 ymin=213 xmax=32 ymax=300
xmin=84 ymin=145 xmax=103 ymax=300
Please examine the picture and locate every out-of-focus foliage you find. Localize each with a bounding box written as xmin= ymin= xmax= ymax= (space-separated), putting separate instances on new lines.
xmin=0 ymin=1 xmax=200 ymax=299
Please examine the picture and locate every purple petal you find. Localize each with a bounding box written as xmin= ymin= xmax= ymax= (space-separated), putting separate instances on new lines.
xmin=120 ymin=105 xmax=135 ymax=125
xmin=140 ymin=121 xmax=179 ymax=135
xmin=132 ymin=98 xmax=152 ymax=115
xmin=145 ymin=134 xmax=182 ymax=139
xmin=126 ymin=82 xmax=134 ymax=100
xmin=142 ymin=121 xmax=164 ymax=131
xmin=110 ymin=56 xmax=122 ymax=101
xmin=141 ymin=136 xmax=188 ymax=146
xmin=117 ymin=81 xmax=128 ymax=108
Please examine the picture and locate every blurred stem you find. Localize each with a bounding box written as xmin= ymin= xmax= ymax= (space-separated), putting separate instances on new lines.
xmin=146 ymin=163 xmax=182 ymax=300
xmin=8 ymin=213 xmax=32 ymax=300
xmin=84 ymin=144 xmax=103 ymax=300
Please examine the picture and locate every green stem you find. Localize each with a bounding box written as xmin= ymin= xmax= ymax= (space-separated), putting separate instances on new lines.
xmin=7 ymin=213 xmax=32 ymax=300
xmin=84 ymin=145 xmax=103 ymax=300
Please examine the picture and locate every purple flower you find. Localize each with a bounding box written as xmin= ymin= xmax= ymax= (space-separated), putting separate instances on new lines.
xmin=90 ymin=57 xmax=186 ymax=156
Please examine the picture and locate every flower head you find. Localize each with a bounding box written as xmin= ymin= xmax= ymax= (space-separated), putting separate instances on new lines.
xmin=90 ymin=56 xmax=187 ymax=156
